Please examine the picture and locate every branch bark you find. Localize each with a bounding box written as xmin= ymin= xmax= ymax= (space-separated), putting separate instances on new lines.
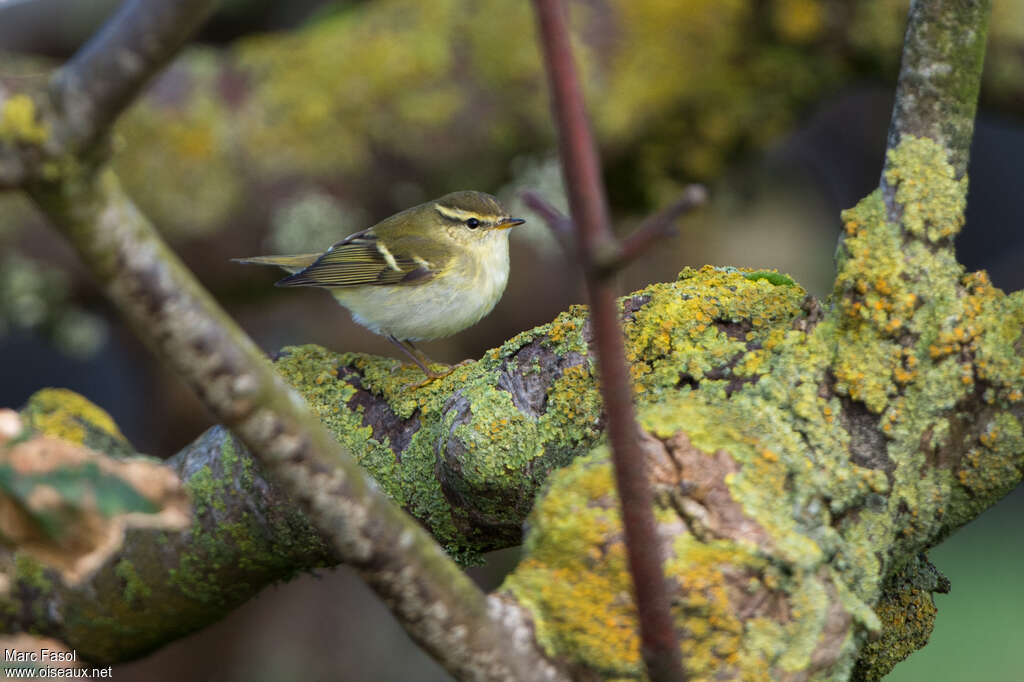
xmin=7 ymin=263 xmax=1019 ymax=676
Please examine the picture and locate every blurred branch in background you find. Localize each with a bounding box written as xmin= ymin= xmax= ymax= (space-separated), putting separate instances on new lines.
xmin=49 ymin=0 xmax=218 ymax=154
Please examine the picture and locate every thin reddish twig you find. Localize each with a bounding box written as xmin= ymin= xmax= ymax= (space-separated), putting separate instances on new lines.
xmin=530 ymin=1 xmax=686 ymax=679
xmin=521 ymin=189 xmax=575 ymax=253
xmin=597 ymin=184 xmax=707 ymax=275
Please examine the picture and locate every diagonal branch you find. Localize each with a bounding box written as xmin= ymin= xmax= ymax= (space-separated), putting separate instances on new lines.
xmin=521 ymin=189 xmax=575 ymax=253
xmin=28 ymin=166 xmax=567 ymax=682
xmin=49 ymin=0 xmax=219 ymax=154
xmin=531 ymin=1 xmax=685 ymax=680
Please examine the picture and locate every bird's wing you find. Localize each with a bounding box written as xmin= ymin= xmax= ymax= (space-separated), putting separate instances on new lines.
xmin=275 ymin=229 xmax=449 ymax=288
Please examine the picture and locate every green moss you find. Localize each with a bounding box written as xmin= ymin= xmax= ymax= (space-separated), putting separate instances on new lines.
xmin=114 ymin=559 xmax=150 ymax=604
xmin=743 ymin=270 xmax=797 ymax=286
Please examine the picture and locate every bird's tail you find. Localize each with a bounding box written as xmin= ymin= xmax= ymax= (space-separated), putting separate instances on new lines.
xmin=231 ymin=254 xmax=320 ymax=275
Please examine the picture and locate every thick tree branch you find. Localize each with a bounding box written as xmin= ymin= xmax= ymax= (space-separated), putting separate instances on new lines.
xmin=49 ymin=0 xmax=218 ymax=154
xmin=3 ymin=424 xmax=336 ymax=663
xmin=4 ymin=267 xmax=1020 ymax=675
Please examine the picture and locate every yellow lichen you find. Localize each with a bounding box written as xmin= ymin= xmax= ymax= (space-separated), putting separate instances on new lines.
xmin=502 ymin=451 xmax=641 ymax=675
xmin=0 ymin=94 xmax=48 ymax=145
xmin=883 ymin=136 xmax=968 ymax=242
xmin=20 ymin=388 xmax=125 ymax=446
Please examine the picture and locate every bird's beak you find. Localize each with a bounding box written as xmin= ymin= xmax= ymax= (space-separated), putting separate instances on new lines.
xmin=491 ymin=217 xmax=526 ymax=231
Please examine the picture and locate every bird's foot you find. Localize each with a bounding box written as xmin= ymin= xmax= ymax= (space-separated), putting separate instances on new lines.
xmin=405 ymin=359 xmax=474 ymax=390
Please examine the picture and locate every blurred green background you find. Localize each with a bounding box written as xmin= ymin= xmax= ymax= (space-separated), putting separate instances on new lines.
xmin=1 ymin=0 xmax=1021 ymax=679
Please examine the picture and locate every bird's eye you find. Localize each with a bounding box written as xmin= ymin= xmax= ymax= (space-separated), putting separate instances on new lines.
xmin=466 ymin=218 xmax=480 ymax=229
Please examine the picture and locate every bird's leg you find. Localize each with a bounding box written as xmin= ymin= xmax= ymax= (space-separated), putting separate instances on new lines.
xmin=386 ymin=336 xmax=470 ymax=386
xmin=387 ymin=335 xmax=434 ymax=374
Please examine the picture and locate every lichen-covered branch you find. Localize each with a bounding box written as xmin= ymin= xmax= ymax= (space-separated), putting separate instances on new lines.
xmin=499 ymin=263 xmax=1021 ymax=679
xmin=882 ymin=0 xmax=991 ymax=208
xmin=0 ymin=312 xmax=604 ymax=661
xmin=3 ymin=262 xmax=1020 ymax=675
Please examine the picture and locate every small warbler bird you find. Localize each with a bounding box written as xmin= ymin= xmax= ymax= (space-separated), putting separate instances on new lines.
xmin=234 ymin=191 xmax=524 ymax=380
